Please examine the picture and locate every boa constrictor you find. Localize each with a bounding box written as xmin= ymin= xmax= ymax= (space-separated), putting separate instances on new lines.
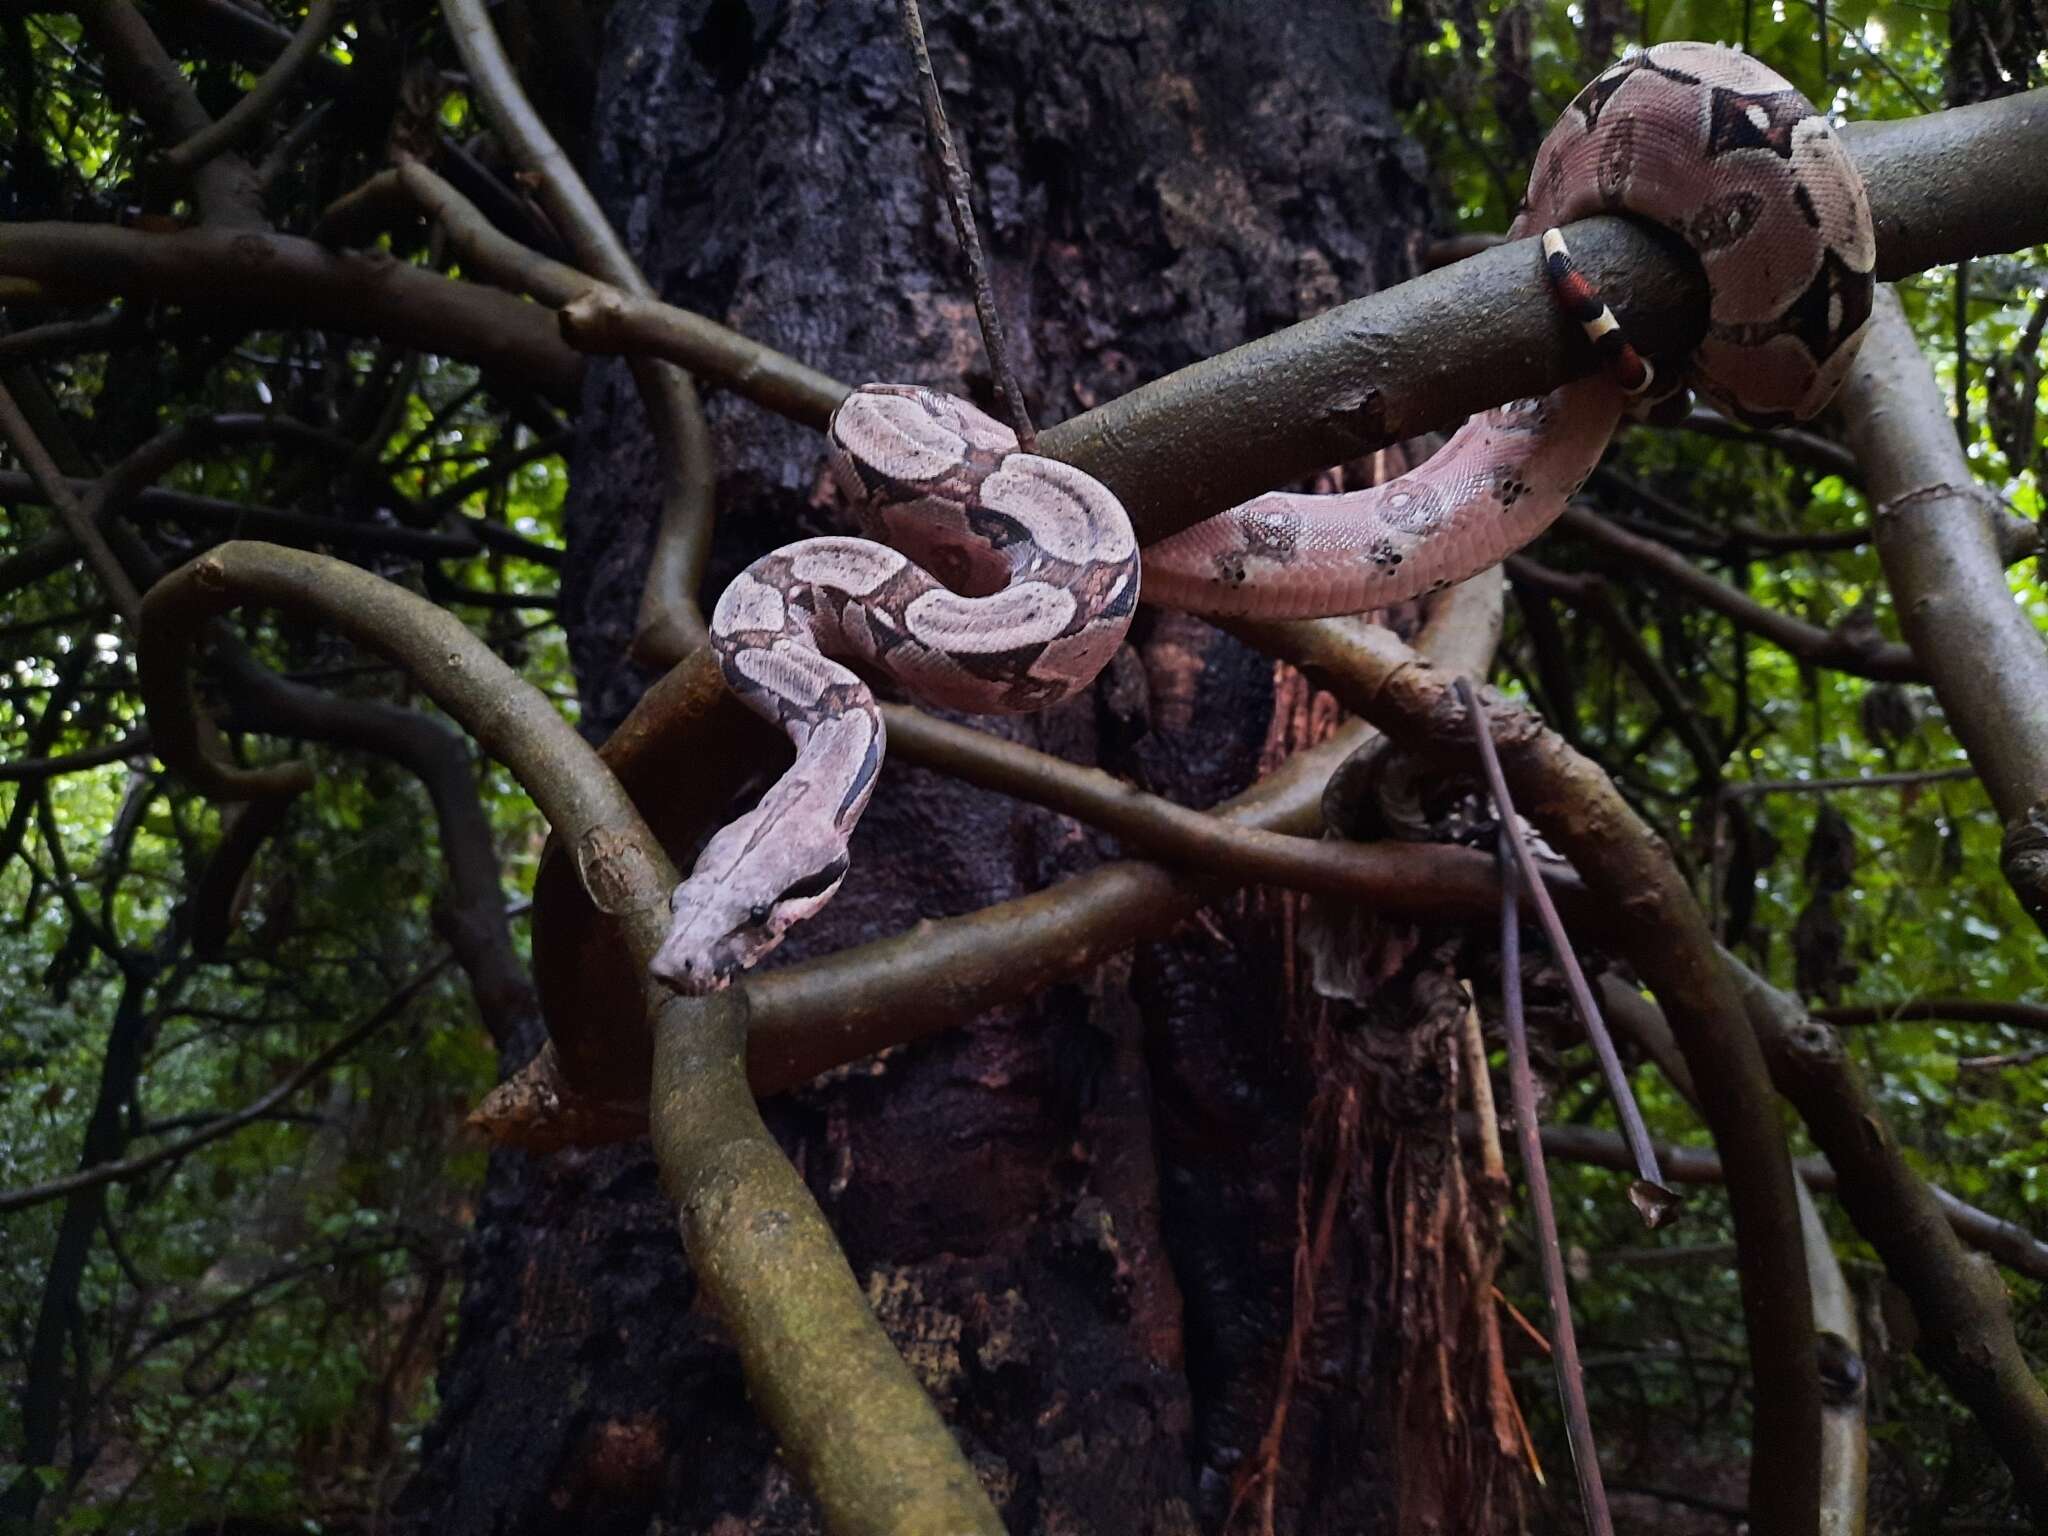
xmin=652 ymin=40 xmax=1875 ymax=992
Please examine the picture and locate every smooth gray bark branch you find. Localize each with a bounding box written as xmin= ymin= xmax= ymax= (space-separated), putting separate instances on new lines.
xmin=1838 ymin=288 xmax=2048 ymax=934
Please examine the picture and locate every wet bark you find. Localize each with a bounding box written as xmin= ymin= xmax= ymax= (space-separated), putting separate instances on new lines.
xmin=404 ymin=2 xmax=1437 ymax=1530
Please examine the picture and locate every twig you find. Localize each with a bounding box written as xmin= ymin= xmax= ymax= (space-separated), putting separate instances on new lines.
xmin=1957 ymin=1044 xmax=2048 ymax=1070
xmin=1816 ymin=997 xmax=2048 ymax=1032
xmin=0 ymin=959 xmax=451 ymax=1215
xmin=1495 ymin=840 xmax=1615 ymax=1536
xmin=1455 ymin=678 xmax=1673 ymax=1223
xmin=1492 ymin=1117 xmax=2048 ymax=1284
xmin=897 ymin=0 xmax=1036 ymax=448
xmin=1722 ymin=765 xmax=1977 ymax=798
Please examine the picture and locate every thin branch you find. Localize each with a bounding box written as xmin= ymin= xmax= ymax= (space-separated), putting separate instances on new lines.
xmin=157 ymin=0 xmax=340 ymax=180
xmin=898 ymin=0 xmax=1035 ymax=446
xmin=1506 ymin=555 xmax=1724 ymax=791
xmin=1814 ymin=997 xmax=2048 ymax=1032
xmin=0 ymin=222 xmax=583 ymax=399
xmin=1457 ymin=677 xmax=1672 ymax=1216
xmin=440 ymin=0 xmax=716 ymax=657
xmin=0 ymin=379 xmax=145 ymax=621
xmin=1495 ymin=850 xmax=1615 ymax=1536
xmin=880 ymin=702 xmax=1588 ymax=916
xmin=395 ymin=159 xmax=592 ymax=306
xmin=0 ymin=960 xmax=450 ymax=1216
xmin=558 ymin=286 xmax=850 ymax=430
xmin=0 ymin=733 xmax=153 ymax=783
xmin=1658 ymin=407 xmax=1861 ymax=484
xmin=1556 ymin=504 xmax=1925 ymax=682
xmin=1722 ymin=765 xmax=1978 ymax=798
xmin=1508 ymin=1119 xmax=2048 ymax=1284
xmin=0 ymin=470 xmax=479 ymax=562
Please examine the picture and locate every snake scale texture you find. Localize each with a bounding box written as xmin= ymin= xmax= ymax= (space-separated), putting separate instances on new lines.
xmin=652 ymin=41 xmax=1876 ymax=991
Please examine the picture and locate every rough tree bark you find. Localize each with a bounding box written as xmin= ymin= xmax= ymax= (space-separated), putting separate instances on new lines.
xmin=404 ymin=3 xmax=1446 ymax=1530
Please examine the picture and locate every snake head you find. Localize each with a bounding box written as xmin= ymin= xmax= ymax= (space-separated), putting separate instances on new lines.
xmin=649 ymin=808 xmax=853 ymax=995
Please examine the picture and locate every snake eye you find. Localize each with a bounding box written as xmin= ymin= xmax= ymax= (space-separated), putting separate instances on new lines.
xmin=748 ymin=901 xmax=773 ymax=926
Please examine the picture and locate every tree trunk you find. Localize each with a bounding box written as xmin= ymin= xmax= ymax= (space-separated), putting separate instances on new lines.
xmin=403 ymin=2 xmax=1444 ymax=1530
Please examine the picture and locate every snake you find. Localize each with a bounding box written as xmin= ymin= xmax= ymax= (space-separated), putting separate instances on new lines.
xmin=651 ymin=41 xmax=1875 ymax=993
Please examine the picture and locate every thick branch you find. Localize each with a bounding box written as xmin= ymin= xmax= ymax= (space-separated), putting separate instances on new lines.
xmin=138 ymin=541 xmax=998 ymax=1536
xmin=1032 ymin=88 xmax=2048 ymax=545
xmin=1838 ymin=287 xmax=2048 ymax=932
xmin=561 ymin=88 xmax=2048 ymax=559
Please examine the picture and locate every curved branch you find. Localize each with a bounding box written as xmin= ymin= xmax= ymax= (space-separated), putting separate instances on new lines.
xmin=440 ymin=0 xmax=716 ymax=657
xmin=137 ymin=541 xmax=1000 ymax=1536
xmin=158 ymin=0 xmax=340 ymax=180
xmin=520 ymin=571 xmax=1503 ymax=1104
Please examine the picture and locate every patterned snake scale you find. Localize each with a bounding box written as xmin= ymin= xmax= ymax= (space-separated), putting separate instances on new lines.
xmin=652 ymin=41 xmax=1875 ymax=991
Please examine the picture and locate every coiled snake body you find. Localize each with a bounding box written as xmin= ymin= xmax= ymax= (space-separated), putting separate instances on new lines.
xmin=652 ymin=41 xmax=1875 ymax=992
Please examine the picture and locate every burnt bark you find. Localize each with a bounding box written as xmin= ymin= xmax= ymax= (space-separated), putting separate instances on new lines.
xmin=405 ymin=3 xmax=1435 ymax=1531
